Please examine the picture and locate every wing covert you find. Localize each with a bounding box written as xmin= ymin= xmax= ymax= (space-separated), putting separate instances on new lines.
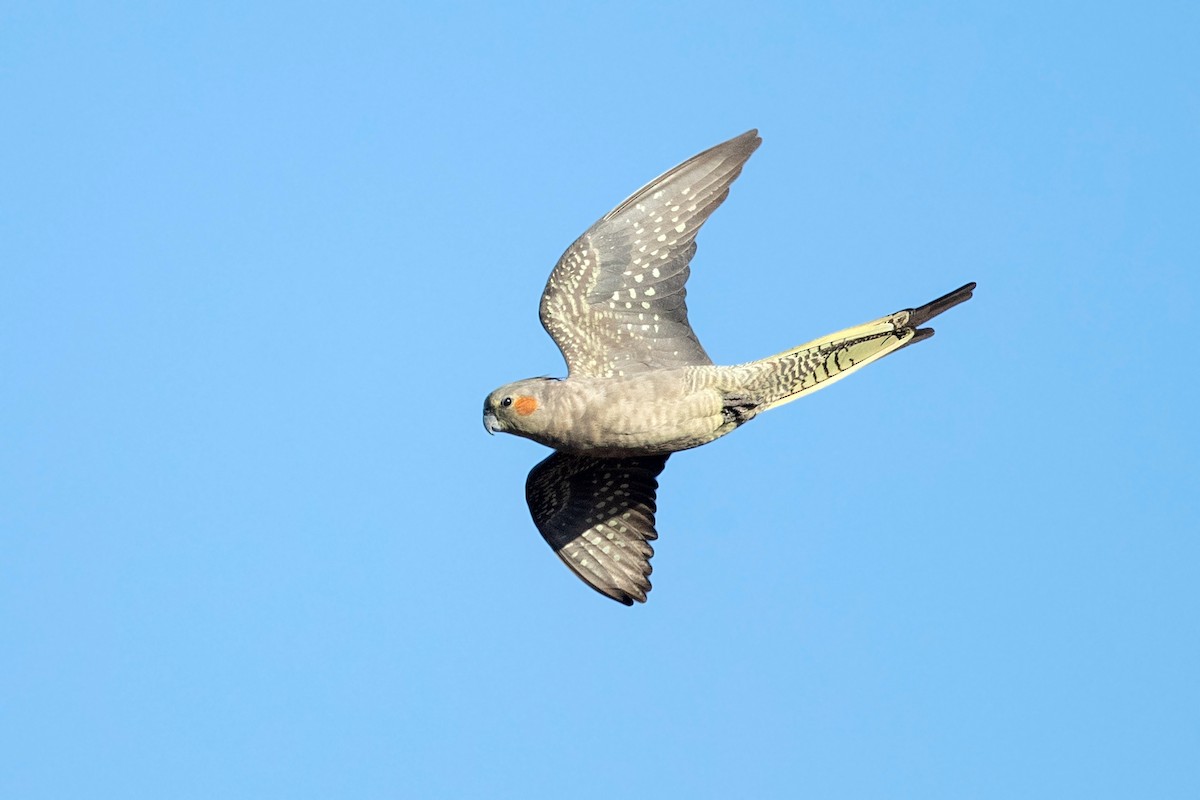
xmin=540 ymin=130 xmax=762 ymax=377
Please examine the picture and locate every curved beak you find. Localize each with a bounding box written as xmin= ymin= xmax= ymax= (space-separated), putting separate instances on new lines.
xmin=483 ymin=411 xmax=500 ymax=435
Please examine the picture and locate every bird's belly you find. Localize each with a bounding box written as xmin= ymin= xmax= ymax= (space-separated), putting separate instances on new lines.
xmin=544 ymin=377 xmax=733 ymax=457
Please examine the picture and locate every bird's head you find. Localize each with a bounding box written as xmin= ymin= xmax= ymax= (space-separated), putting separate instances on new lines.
xmin=483 ymin=378 xmax=557 ymax=438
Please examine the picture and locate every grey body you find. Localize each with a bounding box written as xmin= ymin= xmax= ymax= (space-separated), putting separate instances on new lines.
xmin=484 ymin=130 xmax=975 ymax=605
xmin=491 ymin=369 xmax=736 ymax=457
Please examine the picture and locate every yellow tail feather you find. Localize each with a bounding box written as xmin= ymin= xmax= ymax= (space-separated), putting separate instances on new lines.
xmin=752 ymin=282 xmax=975 ymax=411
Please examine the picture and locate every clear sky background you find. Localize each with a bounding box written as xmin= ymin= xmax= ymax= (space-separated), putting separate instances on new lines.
xmin=3 ymin=2 xmax=1197 ymax=798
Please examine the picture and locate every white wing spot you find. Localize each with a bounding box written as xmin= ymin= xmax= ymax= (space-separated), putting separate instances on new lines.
xmin=641 ymin=301 xmax=651 ymax=309
xmin=634 ymin=274 xmax=644 ymax=283
xmin=675 ymin=223 xmax=686 ymax=232
xmin=651 ymin=268 xmax=660 ymax=278
xmin=644 ymin=287 xmax=656 ymax=296
xmin=681 ymin=187 xmax=691 ymax=195
xmin=656 ymin=234 xmax=667 ymax=242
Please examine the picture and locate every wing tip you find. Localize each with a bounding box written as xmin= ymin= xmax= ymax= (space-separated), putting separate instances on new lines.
xmin=601 ymin=129 xmax=764 ymax=223
xmin=735 ymin=127 xmax=762 ymax=144
xmin=724 ymin=129 xmax=763 ymax=159
xmin=600 ymin=578 xmax=650 ymax=606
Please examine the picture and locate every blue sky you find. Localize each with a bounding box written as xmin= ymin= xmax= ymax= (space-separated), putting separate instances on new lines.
xmin=3 ymin=2 xmax=1197 ymax=797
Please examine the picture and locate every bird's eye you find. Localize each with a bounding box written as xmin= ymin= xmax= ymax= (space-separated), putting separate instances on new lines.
xmin=501 ymin=397 xmax=513 ymax=408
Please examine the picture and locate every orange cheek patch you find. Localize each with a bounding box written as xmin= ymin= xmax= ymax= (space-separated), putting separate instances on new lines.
xmin=514 ymin=395 xmax=538 ymax=416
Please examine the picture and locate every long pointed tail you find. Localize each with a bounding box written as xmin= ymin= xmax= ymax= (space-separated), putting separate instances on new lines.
xmin=738 ymin=282 xmax=975 ymax=412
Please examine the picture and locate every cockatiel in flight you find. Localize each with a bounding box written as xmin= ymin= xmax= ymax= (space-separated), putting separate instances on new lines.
xmin=484 ymin=130 xmax=974 ymax=605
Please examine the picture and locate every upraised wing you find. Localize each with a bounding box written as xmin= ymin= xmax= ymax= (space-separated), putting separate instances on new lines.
xmin=525 ymin=451 xmax=669 ymax=605
xmin=539 ymin=130 xmax=762 ymax=377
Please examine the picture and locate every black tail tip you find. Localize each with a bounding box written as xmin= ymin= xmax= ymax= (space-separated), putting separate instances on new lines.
xmin=910 ymin=282 xmax=976 ymax=327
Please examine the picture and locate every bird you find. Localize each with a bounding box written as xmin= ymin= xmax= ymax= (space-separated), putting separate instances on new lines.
xmin=483 ymin=130 xmax=975 ymax=605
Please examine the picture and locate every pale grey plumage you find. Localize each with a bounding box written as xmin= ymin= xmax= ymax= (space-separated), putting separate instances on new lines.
xmin=484 ymin=131 xmax=975 ymax=605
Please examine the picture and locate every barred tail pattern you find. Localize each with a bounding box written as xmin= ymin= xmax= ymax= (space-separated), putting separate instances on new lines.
xmin=730 ymin=282 xmax=975 ymax=412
